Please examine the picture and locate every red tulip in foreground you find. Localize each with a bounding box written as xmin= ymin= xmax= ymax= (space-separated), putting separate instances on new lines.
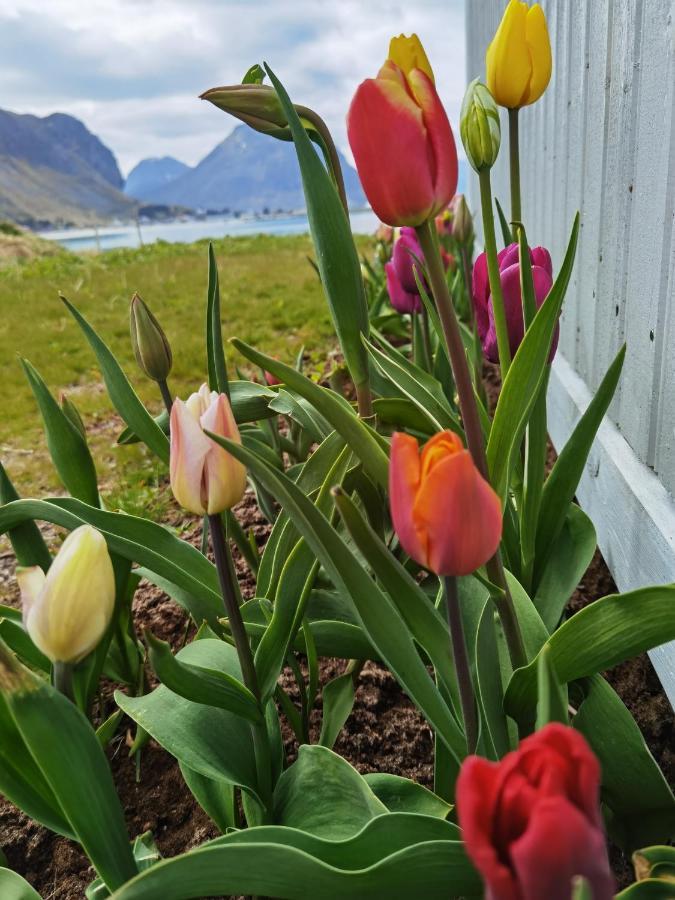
xmin=170 ymin=384 xmax=247 ymax=515
xmin=347 ymin=34 xmax=458 ymax=226
xmin=389 ymin=430 xmax=502 ymax=576
xmin=457 ymin=723 xmax=615 ymax=900
xmin=472 ymin=242 xmax=554 ymax=363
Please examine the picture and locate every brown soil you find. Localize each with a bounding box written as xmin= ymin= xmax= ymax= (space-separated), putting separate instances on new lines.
xmin=1 ymin=461 xmax=673 ymax=897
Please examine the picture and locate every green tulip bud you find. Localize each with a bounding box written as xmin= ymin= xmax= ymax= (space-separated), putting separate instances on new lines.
xmin=460 ymin=79 xmax=501 ymax=172
xmin=201 ymin=84 xmax=291 ymax=139
xmin=129 ymin=293 xmax=172 ymax=383
xmin=449 ymin=194 xmax=473 ymax=244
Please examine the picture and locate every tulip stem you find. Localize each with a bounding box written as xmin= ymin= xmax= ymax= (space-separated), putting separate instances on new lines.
xmin=478 ymin=168 xmax=512 ymax=378
xmin=52 ymin=661 xmax=73 ymax=701
xmin=444 ymin=576 xmax=478 ymax=754
xmin=209 ymin=513 xmax=273 ymax=819
xmin=355 ymin=381 xmax=373 ymax=419
xmin=415 ymin=220 xmax=527 ymax=673
xmin=158 ymin=379 xmax=173 ymax=415
xmin=460 ymin=244 xmax=486 ymax=400
xmin=508 ymin=108 xmax=522 ymax=236
xmin=420 ymin=307 xmax=433 ymax=372
xmin=297 ymin=105 xmax=349 ymax=215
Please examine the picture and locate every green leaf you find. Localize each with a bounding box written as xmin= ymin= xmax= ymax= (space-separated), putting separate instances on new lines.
xmin=631 ymin=846 xmax=675 ymax=882
xmin=506 ymin=585 xmax=675 ymax=722
xmin=273 ymin=745 xmax=387 ymax=839
xmin=494 ymin=197 xmax=512 ymax=247
xmin=532 ymin=504 xmax=596 ymax=631
xmin=206 ymin=432 xmax=465 ymax=763
xmin=145 ymin=632 xmax=262 ymax=723
xmin=487 ymin=214 xmax=579 ymax=501
xmin=574 ymin=675 xmax=675 ymax=850
xmin=264 ymin=65 xmax=370 ymax=390
xmin=319 ymin=671 xmax=355 ymax=749
xmin=0 ymin=869 xmax=42 ymax=900
xmin=178 ymin=764 xmax=237 ymax=833
xmin=363 ymin=774 xmax=452 ymax=820
xmin=232 ymin=339 xmax=389 ymax=487
xmin=109 ymin=812 xmax=479 ymax=900
xmin=0 ymin=619 xmax=50 ymax=673
xmin=87 ymin=832 xmax=162 ymax=900
xmin=615 ymin=881 xmax=675 ymax=898
xmin=269 ymin=388 xmax=331 ymax=443
xmin=21 ymin=359 xmax=99 ymax=506
xmin=0 ymin=461 xmax=51 ymax=571
xmin=0 ymin=645 xmax=136 ymax=891
xmin=372 ymin=398 xmax=434 ymax=435
xmin=115 ymin=639 xmax=260 ymax=803
xmin=61 ymin=296 xmax=169 ymax=463
xmin=206 ymin=243 xmax=229 ymax=396
xmin=474 ymin=592 xmax=512 ymax=759
xmin=534 ymin=345 xmax=625 ymax=588
xmin=535 ymin=645 xmax=568 ymax=729
xmin=0 ymin=498 xmax=224 ymax=629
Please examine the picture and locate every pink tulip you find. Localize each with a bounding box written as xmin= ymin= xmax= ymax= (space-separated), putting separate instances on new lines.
xmin=386 ymin=227 xmax=454 ymax=315
xmin=347 ymin=34 xmax=458 ymax=227
xmin=472 ymin=243 xmax=555 ymax=364
xmin=385 ymin=260 xmax=421 ymax=314
xmin=170 ymin=384 xmax=246 ymax=515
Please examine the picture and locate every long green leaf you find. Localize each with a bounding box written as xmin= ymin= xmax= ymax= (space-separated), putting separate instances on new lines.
xmin=534 ymin=345 xmax=626 ymax=588
xmin=232 ymin=339 xmax=389 ymax=487
xmin=0 ymin=462 xmax=51 ymax=570
xmin=61 ymin=296 xmax=169 ymax=463
xmin=319 ymin=672 xmax=355 ymax=749
xmin=487 ymin=214 xmax=579 ymax=501
xmin=264 ymin=65 xmax=369 ymax=390
xmin=206 ymin=243 xmax=229 ymax=396
xmin=506 ymin=585 xmax=675 ymax=720
xmin=0 ymin=869 xmax=42 ymax=900
xmin=206 ymin=432 xmax=465 ymax=763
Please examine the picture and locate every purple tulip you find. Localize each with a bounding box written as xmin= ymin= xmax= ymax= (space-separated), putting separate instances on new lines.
xmin=472 ymin=242 xmax=555 ymax=364
xmin=392 ymin=227 xmax=427 ymax=294
xmin=385 ymin=260 xmax=422 ymax=314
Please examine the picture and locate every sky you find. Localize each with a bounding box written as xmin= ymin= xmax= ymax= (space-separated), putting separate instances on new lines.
xmin=0 ymin=0 xmax=467 ymax=177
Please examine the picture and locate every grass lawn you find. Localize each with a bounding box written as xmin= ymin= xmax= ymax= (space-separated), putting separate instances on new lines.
xmin=0 ymin=233 xmax=351 ymax=509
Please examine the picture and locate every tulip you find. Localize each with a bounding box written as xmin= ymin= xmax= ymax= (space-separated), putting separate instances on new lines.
xmin=18 ymin=525 xmax=115 ymax=664
xmin=384 ymin=261 xmax=421 ymax=315
xmin=448 ymin=194 xmax=473 ymax=243
xmin=170 ymin=384 xmax=247 ymax=515
xmin=386 ymin=227 xmax=454 ymax=315
xmin=264 ymin=371 xmax=281 ymax=387
xmin=129 ymin=293 xmax=173 ymax=383
xmin=472 ymin=242 xmax=554 ymax=364
xmin=200 ymin=84 xmax=290 ymax=139
xmin=347 ymin=34 xmax=458 ymax=226
xmin=389 ymin=430 xmax=502 ymax=576
xmin=375 ymin=223 xmax=394 ymax=243
xmin=457 ymin=723 xmax=615 ymax=900
xmin=460 ymin=79 xmax=502 ymax=172
xmin=486 ymin=0 xmax=552 ymax=109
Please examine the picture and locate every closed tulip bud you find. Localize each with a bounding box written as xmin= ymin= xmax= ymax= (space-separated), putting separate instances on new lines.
xmin=457 ymin=724 xmax=614 ymax=900
xmin=389 ymin=430 xmax=502 ymax=576
xmin=486 ymin=0 xmax=552 ymax=109
xmin=129 ymin=293 xmax=173 ymax=382
xmin=348 ymin=34 xmax=458 ymax=226
xmin=201 ymin=84 xmax=291 ymax=139
xmin=59 ymin=392 xmax=86 ymax=440
xmin=18 ymin=525 xmax=115 ymax=664
xmin=449 ymin=194 xmax=473 ymax=243
xmin=460 ymin=79 xmax=501 ymax=172
xmin=170 ymin=384 xmax=247 ymax=515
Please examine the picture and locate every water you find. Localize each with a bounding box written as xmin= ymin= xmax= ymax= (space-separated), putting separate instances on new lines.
xmin=37 ymin=209 xmax=380 ymax=252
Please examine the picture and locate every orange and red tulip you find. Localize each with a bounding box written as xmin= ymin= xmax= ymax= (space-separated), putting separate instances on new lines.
xmin=389 ymin=430 xmax=502 ymax=576
xmin=170 ymin=384 xmax=247 ymax=515
xmin=347 ymin=34 xmax=458 ymax=227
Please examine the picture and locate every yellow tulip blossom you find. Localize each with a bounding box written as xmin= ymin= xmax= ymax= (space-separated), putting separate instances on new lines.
xmin=486 ymin=1 xmax=552 ymax=108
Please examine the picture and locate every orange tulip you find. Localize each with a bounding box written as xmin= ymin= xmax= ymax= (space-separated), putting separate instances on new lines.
xmin=389 ymin=430 xmax=502 ymax=576
xmin=170 ymin=384 xmax=246 ymax=515
xmin=347 ymin=34 xmax=458 ymax=227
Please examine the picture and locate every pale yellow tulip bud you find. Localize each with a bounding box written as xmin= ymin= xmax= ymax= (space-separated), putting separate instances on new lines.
xmin=19 ymin=525 xmax=115 ymax=664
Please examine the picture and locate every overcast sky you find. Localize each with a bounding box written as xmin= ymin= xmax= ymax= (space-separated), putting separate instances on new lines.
xmin=0 ymin=0 xmax=468 ymax=176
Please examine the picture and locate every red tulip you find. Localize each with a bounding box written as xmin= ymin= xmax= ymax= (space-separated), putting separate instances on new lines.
xmin=472 ymin=242 xmax=554 ymax=364
xmin=389 ymin=430 xmax=502 ymax=575
xmin=347 ymin=34 xmax=458 ymax=227
xmin=457 ymin=723 xmax=615 ymax=900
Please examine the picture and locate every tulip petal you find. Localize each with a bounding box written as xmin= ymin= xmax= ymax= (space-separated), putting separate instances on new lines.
xmin=385 ymin=261 xmax=420 ymax=314
xmin=201 ymin=394 xmax=247 ymax=514
xmin=17 ymin=566 xmax=46 ymax=619
xmin=530 ymin=244 xmax=552 ymax=276
xmin=472 ymin=251 xmax=491 ymax=343
xmin=524 ymin=4 xmax=552 ymax=105
xmin=486 ymin=0 xmax=532 ymax=108
xmin=388 ymin=33 xmax=435 ymax=83
xmin=407 ymin=69 xmax=458 ymax=215
xmin=347 ymin=78 xmax=435 ymax=226
xmin=389 ymin=432 xmax=427 ymax=566
xmin=170 ymin=399 xmax=211 ymax=515
xmin=511 ymin=797 xmax=615 ymax=900
xmin=413 ymin=449 xmax=502 ymax=575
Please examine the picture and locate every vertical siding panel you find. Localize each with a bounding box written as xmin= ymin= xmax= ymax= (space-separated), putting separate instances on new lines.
xmin=654 ymin=218 xmax=675 ymax=495
xmin=619 ymin=0 xmax=675 ymax=463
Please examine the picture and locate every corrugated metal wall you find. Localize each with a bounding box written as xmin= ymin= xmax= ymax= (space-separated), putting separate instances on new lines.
xmin=466 ymin=0 xmax=675 ymax=701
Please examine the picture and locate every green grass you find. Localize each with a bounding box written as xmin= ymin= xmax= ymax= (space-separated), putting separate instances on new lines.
xmin=0 ymin=234 xmax=347 ymax=505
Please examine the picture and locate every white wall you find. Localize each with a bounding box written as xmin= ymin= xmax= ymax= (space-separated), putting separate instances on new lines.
xmin=466 ymin=0 xmax=675 ymax=704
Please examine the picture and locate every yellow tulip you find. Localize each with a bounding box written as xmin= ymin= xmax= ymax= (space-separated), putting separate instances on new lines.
xmin=486 ymin=1 xmax=552 ymax=108
xmin=18 ymin=525 xmax=115 ymax=664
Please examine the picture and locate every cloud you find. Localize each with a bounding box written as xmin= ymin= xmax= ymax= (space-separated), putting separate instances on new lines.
xmin=0 ymin=0 xmax=467 ymax=175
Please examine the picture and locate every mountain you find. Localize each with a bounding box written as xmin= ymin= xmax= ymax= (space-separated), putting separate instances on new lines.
xmin=0 ymin=109 xmax=135 ymax=227
xmin=124 ymin=156 xmax=190 ymax=200
xmin=133 ymin=125 xmax=366 ymax=212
